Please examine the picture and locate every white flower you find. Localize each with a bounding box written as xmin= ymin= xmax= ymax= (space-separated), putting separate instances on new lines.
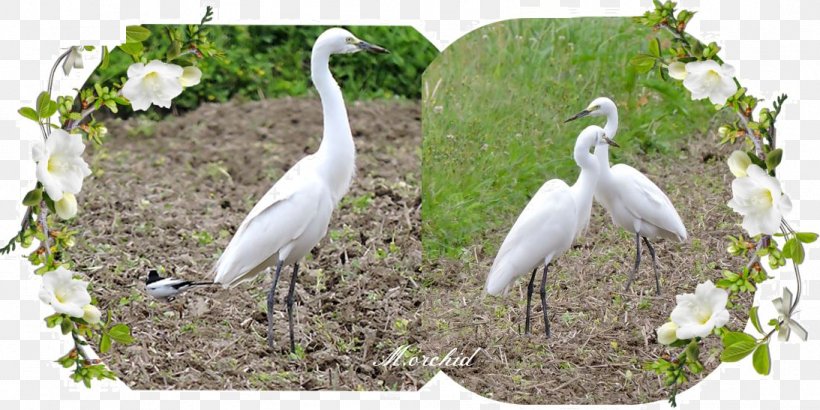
xmin=667 ymin=61 xmax=687 ymax=80
xmin=39 ymin=267 xmax=91 ymax=318
xmin=728 ymin=164 xmax=792 ymax=236
xmin=32 ymin=129 xmax=92 ymax=201
xmin=121 ymin=60 xmax=184 ymax=111
xmin=680 ymin=60 xmax=737 ymax=106
xmin=657 ymin=321 xmax=679 ymax=345
xmin=82 ymin=304 xmax=102 ymax=325
xmin=55 ymin=192 xmax=78 ymax=220
xmin=62 ymin=46 xmax=84 ymax=75
xmin=670 ymin=280 xmax=730 ymax=339
xmin=179 ymin=66 xmax=202 ymax=87
xmin=727 ymin=150 xmax=752 ymax=178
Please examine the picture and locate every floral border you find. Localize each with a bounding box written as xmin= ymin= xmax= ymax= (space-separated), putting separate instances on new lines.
xmin=634 ymin=1 xmax=810 ymax=406
xmin=1 ymin=7 xmax=218 ymax=387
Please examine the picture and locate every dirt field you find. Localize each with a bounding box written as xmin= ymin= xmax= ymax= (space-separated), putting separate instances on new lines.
xmin=70 ymin=98 xmax=429 ymax=390
xmin=419 ymin=136 xmax=752 ymax=404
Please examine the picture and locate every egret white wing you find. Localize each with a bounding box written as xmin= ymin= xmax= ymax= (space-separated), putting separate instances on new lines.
xmin=610 ymin=164 xmax=686 ymax=241
xmin=212 ymin=157 xmax=328 ymax=287
xmin=486 ymin=180 xmax=576 ymax=295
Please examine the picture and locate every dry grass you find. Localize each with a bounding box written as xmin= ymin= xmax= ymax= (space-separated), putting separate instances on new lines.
xmin=418 ymin=135 xmax=752 ymax=404
xmin=69 ymin=98 xmax=431 ymax=390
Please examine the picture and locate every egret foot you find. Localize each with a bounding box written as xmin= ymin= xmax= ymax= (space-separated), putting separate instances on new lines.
xmin=524 ymin=268 xmax=537 ymax=335
xmin=267 ymin=261 xmax=284 ymax=349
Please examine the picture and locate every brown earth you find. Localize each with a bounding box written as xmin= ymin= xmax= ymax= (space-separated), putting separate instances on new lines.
xmin=69 ymin=98 xmax=430 ymax=390
xmin=418 ymin=135 xmax=753 ymax=405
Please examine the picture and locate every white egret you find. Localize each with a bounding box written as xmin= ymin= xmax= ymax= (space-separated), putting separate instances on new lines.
xmin=565 ymin=97 xmax=687 ymax=295
xmin=485 ymin=125 xmax=616 ymax=337
xmin=211 ymin=28 xmax=388 ymax=352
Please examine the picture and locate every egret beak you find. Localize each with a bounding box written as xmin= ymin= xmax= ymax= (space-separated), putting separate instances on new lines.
xmin=564 ymin=109 xmax=591 ymax=123
xmin=357 ymin=40 xmax=390 ymax=54
xmin=604 ymin=136 xmax=619 ymax=147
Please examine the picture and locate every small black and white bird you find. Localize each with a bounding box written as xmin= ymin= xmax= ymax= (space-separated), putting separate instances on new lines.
xmin=145 ymin=270 xmax=215 ymax=301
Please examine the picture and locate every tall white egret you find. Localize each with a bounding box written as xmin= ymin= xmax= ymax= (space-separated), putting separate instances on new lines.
xmin=211 ymin=28 xmax=388 ymax=352
xmin=485 ymin=125 xmax=616 ymax=337
xmin=565 ymin=97 xmax=687 ymax=295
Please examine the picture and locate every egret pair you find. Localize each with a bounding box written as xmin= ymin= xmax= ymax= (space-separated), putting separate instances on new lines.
xmin=211 ymin=28 xmax=388 ymax=353
xmin=485 ymin=97 xmax=686 ymax=337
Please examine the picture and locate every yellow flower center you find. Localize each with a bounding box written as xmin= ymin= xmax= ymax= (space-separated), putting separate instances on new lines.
xmin=697 ymin=309 xmax=712 ymax=325
xmin=55 ymin=289 xmax=67 ymax=303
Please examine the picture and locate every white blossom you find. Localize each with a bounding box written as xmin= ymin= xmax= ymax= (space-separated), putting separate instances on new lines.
xmin=121 ymin=60 xmax=185 ymax=111
xmin=32 ymin=129 xmax=91 ymax=201
xmin=728 ymin=164 xmax=792 ymax=236
xmin=670 ymin=281 xmax=730 ymax=339
xmin=39 ymin=267 xmax=91 ymax=318
xmin=681 ymin=60 xmax=737 ymax=105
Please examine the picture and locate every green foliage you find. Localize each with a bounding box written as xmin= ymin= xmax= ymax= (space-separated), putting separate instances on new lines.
xmin=422 ymin=18 xmax=719 ymax=259
xmin=89 ymin=25 xmax=436 ymax=116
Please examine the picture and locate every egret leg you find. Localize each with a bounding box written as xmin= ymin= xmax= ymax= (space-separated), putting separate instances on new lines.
xmin=539 ymin=264 xmax=550 ymax=338
xmin=267 ymin=261 xmax=284 ymax=349
xmin=643 ymin=237 xmax=661 ymax=295
xmin=286 ymin=263 xmax=300 ymax=353
xmin=524 ymin=268 xmax=538 ymax=335
xmin=624 ymin=232 xmax=642 ymax=292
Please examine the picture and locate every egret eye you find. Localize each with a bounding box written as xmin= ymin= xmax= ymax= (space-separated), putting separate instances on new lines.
xmin=346 ymin=37 xmax=355 ymax=44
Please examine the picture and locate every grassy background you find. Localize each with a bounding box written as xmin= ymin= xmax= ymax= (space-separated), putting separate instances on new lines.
xmin=422 ymin=18 xmax=721 ymax=260
xmin=89 ymin=25 xmax=438 ymax=116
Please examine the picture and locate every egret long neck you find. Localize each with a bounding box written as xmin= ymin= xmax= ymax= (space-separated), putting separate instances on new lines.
xmin=311 ymin=48 xmax=356 ymax=201
xmin=595 ymin=107 xmax=618 ymax=178
xmin=571 ymin=142 xmax=600 ymax=235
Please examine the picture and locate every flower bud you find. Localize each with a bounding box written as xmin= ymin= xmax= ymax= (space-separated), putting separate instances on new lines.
xmin=82 ymin=304 xmax=102 ymax=325
xmin=55 ymin=193 xmax=78 ymax=220
xmin=657 ymin=321 xmax=679 ymax=345
xmin=727 ymin=150 xmax=752 ymax=178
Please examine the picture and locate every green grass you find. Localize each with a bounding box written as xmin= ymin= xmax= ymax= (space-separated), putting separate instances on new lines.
xmin=422 ymin=18 xmax=720 ymax=259
xmin=89 ymin=25 xmax=438 ymax=117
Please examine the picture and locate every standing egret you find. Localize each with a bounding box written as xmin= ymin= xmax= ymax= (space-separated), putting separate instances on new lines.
xmin=565 ymin=97 xmax=687 ymax=295
xmin=485 ymin=125 xmax=616 ymax=337
xmin=211 ymin=28 xmax=388 ymax=353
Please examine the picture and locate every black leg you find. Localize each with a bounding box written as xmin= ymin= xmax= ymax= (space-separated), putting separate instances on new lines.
xmin=539 ymin=264 xmax=550 ymax=338
xmin=624 ymin=232 xmax=642 ymax=291
xmin=286 ymin=263 xmax=300 ymax=353
xmin=267 ymin=261 xmax=284 ymax=349
xmin=643 ymin=237 xmax=661 ymax=295
xmin=524 ymin=268 xmax=537 ymax=335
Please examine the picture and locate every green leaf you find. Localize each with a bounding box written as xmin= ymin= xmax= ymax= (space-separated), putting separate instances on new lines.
xmin=125 ymin=25 xmax=152 ymax=43
xmin=749 ymin=306 xmax=764 ymax=334
xmin=60 ymin=319 xmax=73 ymax=335
xmin=783 ymin=238 xmax=805 ymax=264
xmin=752 ymin=343 xmax=771 ymax=375
xmin=22 ymin=188 xmax=42 ymax=206
xmin=649 ymin=38 xmax=661 ymax=57
xmin=36 ymin=92 xmax=58 ymax=119
xmin=118 ymin=42 xmax=144 ymax=59
xmin=99 ymin=333 xmax=112 ymax=353
xmin=721 ymin=341 xmax=758 ymax=362
xmin=100 ymin=46 xmax=110 ymax=70
xmin=18 ymin=107 xmax=39 ymax=122
xmin=796 ymin=232 xmax=818 ymax=244
xmin=629 ymin=54 xmax=656 ymax=73
xmin=765 ymin=148 xmax=783 ymax=171
xmin=108 ymin=323 xmax=134 ymax=344
xmin=721 ymin=331 xmax=756 ymax=348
